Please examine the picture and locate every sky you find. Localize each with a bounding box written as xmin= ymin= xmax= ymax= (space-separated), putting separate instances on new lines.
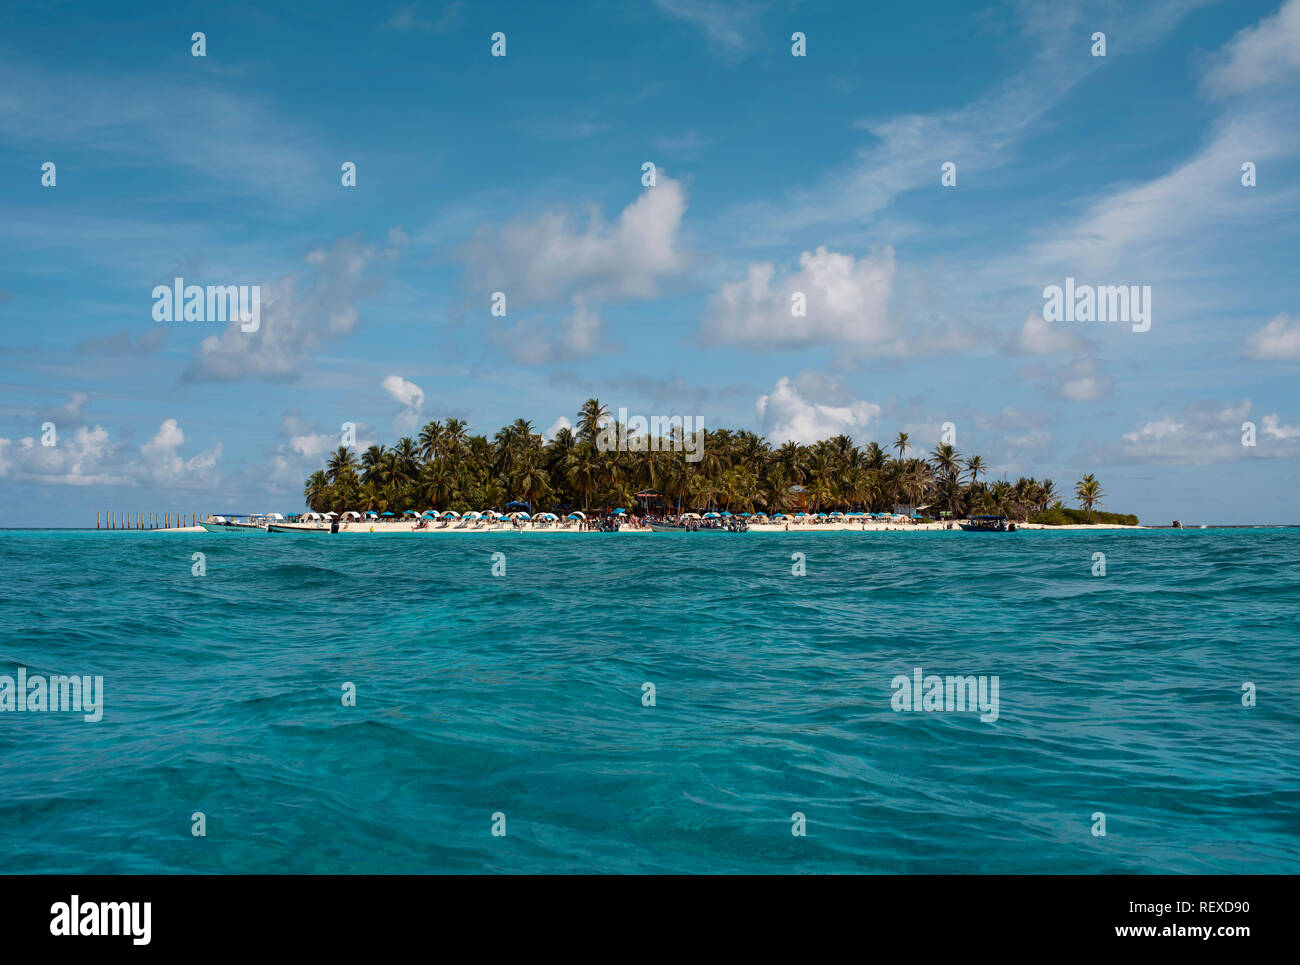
xmin=1 ymin=0 xmax=1298 ymax=525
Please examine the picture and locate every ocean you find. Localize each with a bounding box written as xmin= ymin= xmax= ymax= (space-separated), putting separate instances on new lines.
xmin=1 ymin=528 xmax=1296 ymax=874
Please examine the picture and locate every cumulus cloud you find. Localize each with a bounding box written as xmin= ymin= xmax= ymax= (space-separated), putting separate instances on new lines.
xmin=382 ymin=375 xmax=425 ymax=434
xmin=182 ymin=232 xmax=404 ymax=382
xmin=1119 ymin=399 xmax=1300 ymax=463
xmin=1057 ymin=357 xmax=1113 ymax=402
xmin=499 ymin=295 xmax=608 ymax=365
xmin=263 ymin=412 xmax=377 ymax=492
xmin=756 ymin=376 xmax=882 ymax=445
xmin=542 ymin=416 xmax=572 ymax=442
xmin=0 ymin=419 xmax=219 ymax=488
xmin=1016 ymin=311 xmax=1094 ymax=356
xmin=1244 ymin=313 xmax=1300 ymax=359
xmin=42 ymin=391 xmax=92 ymax=426
xmin=462 ymin=178 xmax=689 ymax=305
xmin=704 ymin=246 xmax=897 ymax=349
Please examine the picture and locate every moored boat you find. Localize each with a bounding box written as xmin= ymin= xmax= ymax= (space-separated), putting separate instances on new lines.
xmin=200 ymin=515 xmax=268 ymax=534
xmin=267 ymin=523 xmax=333 ymax=534
xmin=958 ymin=515 xmax=1016 ymax=532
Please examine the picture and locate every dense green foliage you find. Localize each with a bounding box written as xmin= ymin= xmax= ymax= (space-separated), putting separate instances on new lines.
xmin=1030 ymin=507 xmax=1139 ymax=526
xmin=302 ymin=398 xmax=1113 ymax=521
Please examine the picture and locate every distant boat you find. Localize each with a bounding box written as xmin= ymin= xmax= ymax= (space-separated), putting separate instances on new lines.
xmin=958 ymin=515 xmax=1016 ymax=532
xmin=200 ymin=515 xmax=267 ymax=534
xmin=267 ymin=522 xmax=333 ymax=534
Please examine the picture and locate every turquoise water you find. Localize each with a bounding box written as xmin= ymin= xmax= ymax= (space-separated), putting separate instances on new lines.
xmin=0 ymin=528 xmax=1297 ymax=874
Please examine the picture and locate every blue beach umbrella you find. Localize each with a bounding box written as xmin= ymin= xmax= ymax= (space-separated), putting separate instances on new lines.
xmin=795 ymin=512 xmax=808 ymax=517
xmin=703 ymin=512 xmax=720 ymax=518
xmin=381 ymin=512 xmax=395 ymax=517
xmin=772 ymin=514 xmax=786 ymax=519
xmin=740 ymin=512 xmax=752 ymax=517
xmin=567 ymin=512 xmax=584 ymax=519
xmin=720 ymin=511 xmax=733 ymax=517
xmin=612 ymin=508 xmax=626 ymax=515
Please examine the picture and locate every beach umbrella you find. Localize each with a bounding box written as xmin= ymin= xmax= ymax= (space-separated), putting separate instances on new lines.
xmin=463 ymin=511 xmax=482 ymax=519
xmin=365 ymin=512 xmax=378 ymax=518
xmin=704 ymin=512 xmax=720 ymax=518
xmin=421 ymin=512 xmax=436 ymax=518
xmin=753 ymin=512 xmax=767 ymax=518
xmin=795 ymin=512 xmax=808 ymax=517
xmin=772 ymin=514 xmax=786 ymax=519
xmin=740 ymin=512 xmax=752 ymax=517
xmin=612 ymin=508 xmax=626 ymax=515
xmin=720 ymin=511 xmax=733 ymax=517
xmin=380 ymin=512 xmax=395 ymax=517
xmin=830 ymin=512 xmax=843 ymax=517
xmin=911 ymin=512 xmax=923 ymax=518
xmin=816 ymin=513 xmax=828 ymax=518
xmin=516 ymin=512 xmax=531 ymax=519
xmin=566 ymin=512 xmax=585 ymax=519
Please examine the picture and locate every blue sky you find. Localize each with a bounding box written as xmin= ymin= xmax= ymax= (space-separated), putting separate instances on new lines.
xmin=1 ymin=0 xmax=1298 ymax=524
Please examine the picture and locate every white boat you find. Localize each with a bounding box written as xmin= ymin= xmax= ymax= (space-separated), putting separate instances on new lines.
xmin=200 ymin=515 xmax=268 ymax=534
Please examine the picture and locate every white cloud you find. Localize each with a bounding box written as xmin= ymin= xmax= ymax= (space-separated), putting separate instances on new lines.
xmin=1202 ymin=0 xmax=1300 ymax=98
xmin=383 ymin=2 xmax=463 ymax=34
xmin=183 ymin=234 xmax=403 ymax=382
xmin=653 ymin=0 xmax=758 ymax=53
xmin=462 ymin=178 xmax=689 ymax=305
xmin=1057 ymin=357 xmax=1114 ymax=402
xmin=1119 ymin=399 xmax=1300 ymax=463
xmin=0 ymin=419 xmax=219 ymax=488
xmin=723 ymin=1 xmax=1208 ymax=242
xmin=1244 ymin=313 xmax=1300 ymax=359
xmin=1017 ymin=311 xmax=1092 ymax=356
xmin=542 ymin=416 xmax=572 ymax=442
xmin=756 ymin=376 xmax=882 ymax=445
xmin=499 ymin=295 xmax=608 ymax=365
xmin=139 ymin=418 xmax=222 ymax=485
xmin=382 ymin=375 xmax=425 ymax=433
xmin=42 ymin=391 xmax=92 ymax=426
xmin=381 ymin=374 xmax=425 ymax=408
xmin=704 ymin=246 xmax=896 ymax=349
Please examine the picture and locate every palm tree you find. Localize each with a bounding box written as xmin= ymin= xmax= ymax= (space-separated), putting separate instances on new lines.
xmin=304 ymin=470 xmax=330 ymax=512
xmin=1075 ymin=473 xmax=1105 ymax=520
xmin=893 ymin=432 xmax=909 ymax=462
xmin=361 ymin=444 xmax=389 ymax=485
xmin=418 ymin=420 xmax=444 ymax=462
xmin=577 ymin=398 xmax=609 ymax=446
xmin=326 ymin=447 xmax=356 ymax=483
xmin=929 ymin=442 xmax=960 ymax=480
xmin=296 ymin=401 xmax=1124 ymax=524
